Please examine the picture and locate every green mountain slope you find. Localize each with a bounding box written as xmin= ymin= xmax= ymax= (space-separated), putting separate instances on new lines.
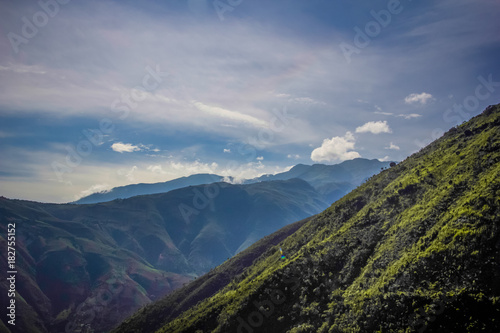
xmin=0 ymin=179 xmax=327 ymax=332
xmin=136 ymin=104 xmax=500 ymax=332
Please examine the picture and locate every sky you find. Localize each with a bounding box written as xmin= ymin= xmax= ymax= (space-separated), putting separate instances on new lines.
xmin=0 ymin=0 xmax=499 ymax=203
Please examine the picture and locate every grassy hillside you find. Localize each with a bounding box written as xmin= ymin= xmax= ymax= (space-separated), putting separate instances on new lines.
xmin=139 ymin=104 xmax=500 ymax=332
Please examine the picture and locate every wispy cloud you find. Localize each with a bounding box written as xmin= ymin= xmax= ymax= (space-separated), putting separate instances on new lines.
xmin=0 ymin=64 xmax=47 ymax=74
xmin=288 ymin=97 xmax=325 ymax=105
xmin=192 ymin=101 xmax=268 ymax=128
xmin=397 ymin=113 xmax=422 ymax=119
xmin=276 ymin=93 xmax=291 ymax=98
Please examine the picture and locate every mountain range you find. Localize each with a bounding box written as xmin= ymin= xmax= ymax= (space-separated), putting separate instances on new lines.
xmin=250 ymin=158 xmax=393 ymax=204
xmin=0 ymin=157 xmax=391 ymax=333
xmin=73 ymin=174 xmax=226 ymax=204
xmin=74 ymin=159 xmax=391 ymax=205
xmin=113 ymin=103 xmax=500 ymax=332
xmin=0 ymin=178 xmax=328 ymax=332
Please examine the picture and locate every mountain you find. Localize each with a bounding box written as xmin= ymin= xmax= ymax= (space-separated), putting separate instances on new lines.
xmin=116 ymin=104 xmax=500 ymax=332
xmin=114 ymin=217 xmax=314 ymax=333
xmin=75 ymin=159 xmax=391 ymax=205
xmin=248 ymin=158 xmax=392 ymax=203
xmin=73 ymin=173 xmax=225 ymax=204
xmin=0 ymin=179 xmax=328 ymax=332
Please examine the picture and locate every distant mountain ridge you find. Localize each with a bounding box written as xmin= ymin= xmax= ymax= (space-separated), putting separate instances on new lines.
xmin=248 ymin=158 xmax=391 ymax=203
xmin=75 ymin=159 xmax=391 ymax=205
xmin=73 ymin=173 xmax=225 ymax=204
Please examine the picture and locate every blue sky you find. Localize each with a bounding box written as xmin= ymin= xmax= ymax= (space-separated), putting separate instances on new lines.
xmin=0 ymin=0 xmax=499 ymax=203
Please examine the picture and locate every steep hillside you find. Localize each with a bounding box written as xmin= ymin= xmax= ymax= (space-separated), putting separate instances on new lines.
xmin=0 ymin=179 xmax=327 ymax=332
xmin=73 ymin=173 xmax=225 ymax=204
xmin=136 ymin=104 xmax=500 ymax=332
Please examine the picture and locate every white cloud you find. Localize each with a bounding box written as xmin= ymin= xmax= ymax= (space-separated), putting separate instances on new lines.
xmin=311 ymin=131 xmax=361 ymax=162
xmin=397 ymin=113 xmax=422 ymax=119
xmin=355 ymin=121 xmax=392 ymax=134
xmin=111 ymin=142 xmax=142 ymax=153
xmin=379 ymin=156 xmax=391 ymax=162
xmin=404 ymin=92 xmax=434 ymax=105
xmin=223 ymin=149 xmax=231 ymax=153
xmin=256 ymin=156 xmax=264 ymax=161
xmin=287 ymin=154 xmax=300 ymax=159
xmin=386 ymin=142 xmax=400 ymax=150
xmin=192 ymin=101 xmax=268 ymax=128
